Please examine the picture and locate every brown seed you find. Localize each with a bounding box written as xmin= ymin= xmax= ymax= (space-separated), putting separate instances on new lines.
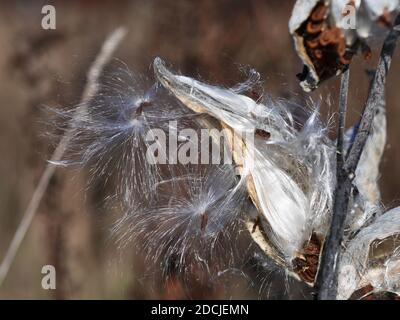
xmin=306 ymin=37 xmax=320 ymax=49
xmin=340 ymin=52 xmax=352 ymax=65
xmin=362 ymin=43 xmax=372 ymax=60
xmin=134 ymin=100 xmax=152 ymax=116
xmin=248 ymin=89 xmax=262 ymax=102
xmin=378 ymin=10 xmax=393 ymax=28
xmin=349 ymin=284 xmax=400 ymax=300
xmin=306 ymin=20 xmax=324 ymax=35
xmin=319 ymin=27 xmax=342 ymax=46
xmin=349 ymin=284 xmax=374 ymax=300
xmin=292 ymin=233 xmax=321 ymax=283
xmin=314 ymin=49 xmax=323 ymax=60
xmin=255 ymin=129 xmax=271 ymax=140
xmin=363 ymin=292 xmax=400 ymax=300
xmin=319 ymin=29 xmax=333 ymax=46
xmin=329 ymin=27 xmax=342 ymax=44
xmin=311 ymin=4 xmax=327 ymax=22
xmin=252 ymin=216 xmax=260 ymax=233
xmin=200 ymin=212 xmax=208 ymax=232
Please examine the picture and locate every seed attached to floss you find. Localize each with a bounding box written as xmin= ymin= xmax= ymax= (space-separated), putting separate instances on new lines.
xmin=306 ymin=20 xmax=324 ymax=35
xmin=134 ymin=100 xmax=152 ymax=116
xmin=319 ymin=29 xmax=332 ymax=47
xmin=350 ymin=284 xmax=400 ymax=300
xmin=321 ymin=27 xmax=342 ymax=46
xmin=292 ymin=233 xmax=321 ymax=284
xmin=361 ymin=42 xmax=372 ymax=61
xmin=338 ymin=40 xmax=353 ymax=65
xmin=252 ymin=216 xmax=261 ymax=233
xmin=378 ymin=10 xmax=393 ymax=29
xmin=340 ymin=54 xmax=351 ymax=65
xmin=314 ymin=49 xmax=323 ymax=60
xmin=306 ymin=37 xmax=320 ymax=49
xmin=248 ymin=89 xmax=262 ymax=102
xmin=255 ymin=129 xmax=271 ymax=140
xmin=200 ymin=212 xmax=208 ymax=232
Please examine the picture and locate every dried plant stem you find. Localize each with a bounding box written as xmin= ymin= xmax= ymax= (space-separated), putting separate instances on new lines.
xmin=0 ymin=27 xmax=127 ymax=287
xmin=314 ymin=68 xmax=351 ymax=300
xmin=336 ymin=67 xmax=350 ymax=165
xmin=316 ymin=15 xmax=400 ymax=300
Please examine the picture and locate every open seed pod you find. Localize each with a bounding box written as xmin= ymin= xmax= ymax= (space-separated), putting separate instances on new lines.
xmin=338 ymin=207 xmax=400 ymax=300
xmin=344 ymin=98 xmax=387 ymax=233
xmin=153 ymin=58 xmax=335 ymax=284
xmin=290 ymin=0 xmax=399 ymax=91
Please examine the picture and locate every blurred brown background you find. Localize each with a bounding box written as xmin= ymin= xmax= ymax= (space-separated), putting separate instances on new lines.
xmin=0 ymin=0 xmax=399 ymax=299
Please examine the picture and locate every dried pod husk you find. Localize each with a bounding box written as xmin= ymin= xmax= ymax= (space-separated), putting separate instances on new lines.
xmin=290 ymin=0 xmax=399 ymax=91
xmin=153 ymin=58 xmax=335 ymax=283
xmin=338 ymin=207 xmax=400 ymax=300
xmin=345 ymin=100 xmax=387 ymax=233
xmin=223 ymin=119 xmax=327 ymax=286
xmin=290 ymin=0 xmax=350 ymax=91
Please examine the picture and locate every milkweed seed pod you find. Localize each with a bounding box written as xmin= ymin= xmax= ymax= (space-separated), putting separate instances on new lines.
xmin=153 ymin=58 xmax=336 ymax=283
xmin=338 ymin=207 xmax=400 ymax=300
xmin=289 ymin=0 xmax=399 ymax=91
